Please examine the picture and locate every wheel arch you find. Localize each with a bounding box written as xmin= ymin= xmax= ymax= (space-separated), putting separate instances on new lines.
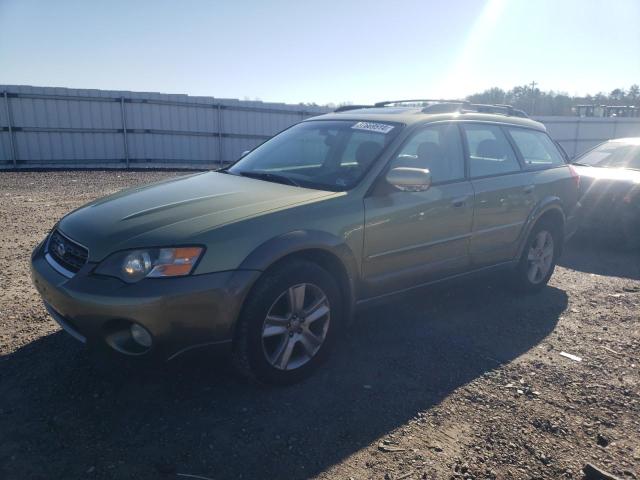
xmin=517 ymin=198 xmax=566 ymax=259
xmin=237 ymin=230 xmax=359 ymax=324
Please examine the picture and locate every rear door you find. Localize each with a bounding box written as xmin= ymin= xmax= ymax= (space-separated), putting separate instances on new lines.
xmin=461 ymin=123 xmax=536 ymax=266
xmin=505 ymin=126 xmax=579 ymax=233
xmin=362 ymin=122 xmax=474 ymax=297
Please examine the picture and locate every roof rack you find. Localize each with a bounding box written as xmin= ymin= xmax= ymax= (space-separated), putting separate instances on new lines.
xmin=335 ymin=98 xmax=529 ymax=118
xmin=415 ymin=100 xmax=528 ymax=118
xmin=465 ymin=103 xmax=528 ymax=118
xmin=333 ymin=104 xmax=374 ymax=112
xmin=333 ymin=99 xmax=529 ymax=118
xmin=374 ymin=99 xmax=465 ymax=107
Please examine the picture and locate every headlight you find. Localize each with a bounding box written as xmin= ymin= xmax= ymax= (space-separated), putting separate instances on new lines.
xmin=95 ymin=247 xmax=204 ymax=283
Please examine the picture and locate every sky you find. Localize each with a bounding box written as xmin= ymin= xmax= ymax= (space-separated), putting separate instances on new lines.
xmin=1 ymin=0 xmax=639 ymax=105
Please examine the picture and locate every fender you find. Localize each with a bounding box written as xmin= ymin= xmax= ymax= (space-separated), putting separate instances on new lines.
xmin=515 ymin=197 xmax=566 ymax=259
xmin=238 ymin=229 xmax=360 ymax=321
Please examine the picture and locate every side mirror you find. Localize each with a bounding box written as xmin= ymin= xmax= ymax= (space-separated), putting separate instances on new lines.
xmin=386 ymin=167 xmax=432 ymax=192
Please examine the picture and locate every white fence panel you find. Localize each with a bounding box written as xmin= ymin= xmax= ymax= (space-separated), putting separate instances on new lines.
xmin=0 ymin=85 xmax=328 ymax=169
xmin=3 ymin=86 xmax=640 ymax=169
xmin=535 ymin=116 xmax=640 ymax=157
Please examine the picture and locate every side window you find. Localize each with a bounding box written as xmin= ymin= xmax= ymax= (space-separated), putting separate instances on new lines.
xmin=507 ymin=128 xmax=565 ymax=167
xmin=462 ymin=124 xmax=521 ymax=178
xmin=391 ymin=123 xmax=464 ymax=183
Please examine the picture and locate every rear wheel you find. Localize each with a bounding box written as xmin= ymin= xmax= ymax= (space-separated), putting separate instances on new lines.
xmin=232 ymin=259 xmax=342 ymax=385
xmin=513 ymin=220 xmax=560 ymax=292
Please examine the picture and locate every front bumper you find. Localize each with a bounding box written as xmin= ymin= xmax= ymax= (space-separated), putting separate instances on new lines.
xmin=31 ymin=242 xmax=260 ymax=361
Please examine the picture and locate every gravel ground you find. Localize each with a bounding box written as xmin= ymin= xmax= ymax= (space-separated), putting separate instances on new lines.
xmin=0 ymin=171 xmax=639 ymax=480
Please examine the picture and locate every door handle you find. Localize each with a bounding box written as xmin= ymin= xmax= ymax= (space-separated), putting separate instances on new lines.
xmin=451 ymin=196 xmax=468 ymax=207
xmin=523 ymin=185 xmax=535 ymax=194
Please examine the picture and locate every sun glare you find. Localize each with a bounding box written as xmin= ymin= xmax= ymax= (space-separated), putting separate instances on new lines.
xmin=436 ymin=0 xmax=508 ymax=98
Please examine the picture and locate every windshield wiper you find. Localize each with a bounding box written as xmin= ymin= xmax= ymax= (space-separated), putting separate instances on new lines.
xmin=236 ymin=171 xmax=301 ymax=187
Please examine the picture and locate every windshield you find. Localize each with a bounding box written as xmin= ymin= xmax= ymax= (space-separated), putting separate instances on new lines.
xmin=575 ymin=141 xmax=640 ymax=170
xmin=228 ymin=120 xmax=402 ymax=191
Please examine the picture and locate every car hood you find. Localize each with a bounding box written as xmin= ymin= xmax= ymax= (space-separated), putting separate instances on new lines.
xmin=58 ymin=171 xmax=337 ymax=261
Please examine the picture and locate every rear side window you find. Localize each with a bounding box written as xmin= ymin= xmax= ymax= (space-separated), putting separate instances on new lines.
xmin=507 ymin=128 xmax=565 ymax=167
xmin=391 ymin=123 xmax=464 ymax=183
xmin=462 ymin=124 xmax=521 ymax=178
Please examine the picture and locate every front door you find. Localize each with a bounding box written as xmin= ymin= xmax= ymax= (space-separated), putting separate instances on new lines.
xmin=363 ymin=123 xmax=474 ymax=298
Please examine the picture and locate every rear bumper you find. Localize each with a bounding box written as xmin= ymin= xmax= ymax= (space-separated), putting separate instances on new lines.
xmin=31 ymin=242 xmax=260 ymax=361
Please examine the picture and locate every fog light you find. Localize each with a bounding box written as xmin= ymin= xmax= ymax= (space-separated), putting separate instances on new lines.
xmin=130 ymin=323 xmax=152 ymax=348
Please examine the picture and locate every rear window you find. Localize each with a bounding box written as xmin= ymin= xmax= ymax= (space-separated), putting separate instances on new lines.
xmin=575 ymin=141 xmax=640 ymax=170
xmin=507 ymin=128 xmax=565 ymax=168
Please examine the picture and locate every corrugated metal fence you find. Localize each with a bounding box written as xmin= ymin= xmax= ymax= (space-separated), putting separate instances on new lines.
xmin=2 ymin=86 xmax=640 ymax=169
xmin=0 ymin=85 xmax=330 ymax=169
xmin=536 ymin=116 xmax=640 ymax=158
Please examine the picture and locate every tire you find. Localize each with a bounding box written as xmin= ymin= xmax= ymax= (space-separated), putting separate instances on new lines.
xmin=512 ymin=219 xmax=561 ymax=293
xmin=232 ymin=259 xmax=343 ymax=385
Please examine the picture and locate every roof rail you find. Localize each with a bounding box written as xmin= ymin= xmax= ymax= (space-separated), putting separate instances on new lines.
xmin=334 ymin=99 xmax=529 ymax=118
xmin=419 ymin=101 xmax=529 ymax=118
xmin=476 ymin=103 xmax=529 ymax=118
xmin=333 ymin=104 xmax=374 ymax=112
xmin=374 ymin=99 xmax=465 ymax=107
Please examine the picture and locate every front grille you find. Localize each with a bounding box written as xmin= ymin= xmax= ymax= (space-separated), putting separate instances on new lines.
xmin=47 ymin=230 xmax=88 ymax=274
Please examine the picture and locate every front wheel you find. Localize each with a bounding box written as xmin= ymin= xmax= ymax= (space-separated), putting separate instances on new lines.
xmin=512 ymin=221 xmax=560 ymax=292
xmin=232 ymin=259 xmax=342 ymax=385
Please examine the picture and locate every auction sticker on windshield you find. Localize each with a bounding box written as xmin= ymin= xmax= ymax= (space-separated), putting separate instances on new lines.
xmin=352 ymin=122 xmax=395 ymax=134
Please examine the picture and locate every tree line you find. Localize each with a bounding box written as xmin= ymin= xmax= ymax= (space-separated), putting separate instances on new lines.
xmin=466 ymin=84 xmax=640 ymax=116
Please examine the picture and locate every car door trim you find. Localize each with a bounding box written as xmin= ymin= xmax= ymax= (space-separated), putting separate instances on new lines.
xmin=365 ymin=232 xmax=472 ymax=260
xmin=471 ymin=220 xmax=526 ymax=237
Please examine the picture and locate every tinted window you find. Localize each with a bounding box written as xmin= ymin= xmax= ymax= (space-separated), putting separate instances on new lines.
xmin=391 ymin=123 xmax=464 ymax=183
xmin=508 ymin=128 xmax=565 ymax=167
xmin=463 ymin=124 xmax=520 ymax=177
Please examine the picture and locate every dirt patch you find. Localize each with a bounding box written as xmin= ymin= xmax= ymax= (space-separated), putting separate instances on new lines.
xmin=0 ymin=171 xmax=639 ymax=480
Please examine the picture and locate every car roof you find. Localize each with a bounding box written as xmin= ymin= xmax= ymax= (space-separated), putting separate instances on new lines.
xmin=307 ymin=107 xmax=547 ymax=131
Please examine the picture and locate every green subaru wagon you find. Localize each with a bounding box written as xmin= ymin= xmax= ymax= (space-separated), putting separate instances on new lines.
xmin=31 ymin=101 xmax=580 ymax=384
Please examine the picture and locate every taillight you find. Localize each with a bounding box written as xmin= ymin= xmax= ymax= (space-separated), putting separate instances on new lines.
xmin=568 ymin=164 xmax=581 ymax=191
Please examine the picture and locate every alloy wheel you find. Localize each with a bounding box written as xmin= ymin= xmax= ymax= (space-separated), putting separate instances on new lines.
xmin=261 ymin=283 xmax=331 ymax=371
xmin=526 ymin=230 xmax=554 ymax=284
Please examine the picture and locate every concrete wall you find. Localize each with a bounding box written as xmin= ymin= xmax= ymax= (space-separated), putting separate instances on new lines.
xmin=3 ymin=85 xmax=640 ymax=169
